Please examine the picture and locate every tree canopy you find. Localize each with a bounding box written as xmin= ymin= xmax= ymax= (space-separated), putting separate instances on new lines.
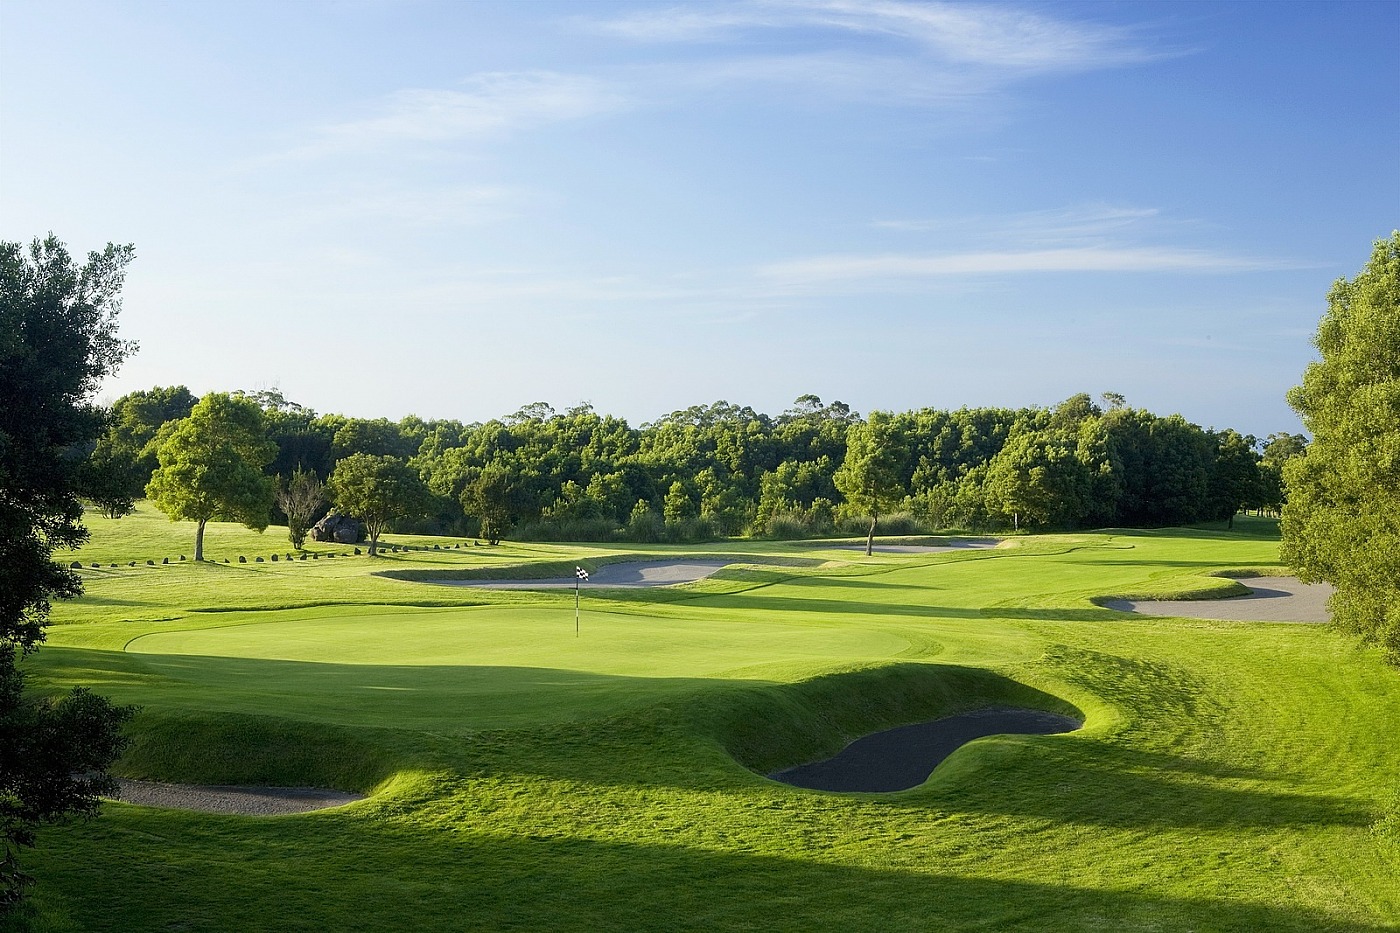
xmin=145 ymin=393 xmax=277 ymax=561
xmin=834 ymin=412 xmax=909 ymax=555
xmin=0 ymin=235 xmax=135 ymax=908
xmin=329 ymin=454 xmax=430 ymax=555
xmin=1282 ymin=232 xmax=1400 ymax=663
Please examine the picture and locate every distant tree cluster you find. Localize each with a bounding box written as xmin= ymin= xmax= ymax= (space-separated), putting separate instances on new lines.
xmin=103 ymin=380 xmax=1305 ymax=556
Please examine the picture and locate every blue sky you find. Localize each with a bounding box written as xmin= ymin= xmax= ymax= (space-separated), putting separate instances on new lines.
xmin=3 ymin=1 xmax=1396 ymax=436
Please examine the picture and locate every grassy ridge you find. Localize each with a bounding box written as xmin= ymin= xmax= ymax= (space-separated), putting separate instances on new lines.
xmin=13 ymin=510 xmax=1398 ymax=931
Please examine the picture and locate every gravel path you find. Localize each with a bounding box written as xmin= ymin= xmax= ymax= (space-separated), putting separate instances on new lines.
xmin=437 ymin=558 xmax=740 ymax=589
xmin=769 ymin=707 xmax=1082 ymax=793
xmin=109 ymin=779 xmax=365 ymax=815
xmin=1103 ymin=576 xmax=1335 ymax=623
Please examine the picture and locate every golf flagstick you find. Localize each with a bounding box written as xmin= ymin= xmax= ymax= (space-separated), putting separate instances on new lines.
xmin=575 ymin=566 xmax=589 ymax=636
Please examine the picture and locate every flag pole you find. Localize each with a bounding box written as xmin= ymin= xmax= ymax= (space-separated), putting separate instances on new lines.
xmin=574 ymin=566 xmax=589 ymax=637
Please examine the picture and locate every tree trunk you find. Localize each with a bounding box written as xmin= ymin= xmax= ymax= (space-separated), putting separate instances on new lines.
xmin=368 ymin=529 xmax=379 ymax=556
xmin=865 ymin=512 xmax=877 ymax=557
xmin=195 ymin=518 xmax=206 ymax=562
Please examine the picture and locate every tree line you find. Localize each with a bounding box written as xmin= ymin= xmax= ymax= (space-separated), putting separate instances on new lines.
xmin=90 ymin=386 xmax=1307 ymax=553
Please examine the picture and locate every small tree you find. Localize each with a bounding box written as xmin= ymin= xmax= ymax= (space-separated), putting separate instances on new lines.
xmin=276 ymin=467 xmax=325 ymax=550
xmin=329 ymin=454 xmax=429 ymax=555
xmin=76 ymin=442 xmax=143 ymax=519
xmin=145 ymin=393 xmax=277 ymax=561
xmin=461 ymin=465 xmax=516 ymax=545
xmin=833 ymin=412 xmax=908 ymax=555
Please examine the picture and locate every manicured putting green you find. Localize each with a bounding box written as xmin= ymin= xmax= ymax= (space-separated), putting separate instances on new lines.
xmin=127 ymin=605 xmax=909 ymax=674
xmin=107 ymin=604 xmax=911 ymax=732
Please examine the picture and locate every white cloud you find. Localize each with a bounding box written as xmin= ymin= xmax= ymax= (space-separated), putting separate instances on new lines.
xmin=591 ymin=1 xmax=1164 ymax=73
xmin=282 ymin=71 xmax=625 ymax=159
xmin=872 ymin=205 xmax=1166 ymax=243
xmin=759 ymin=246 xmax=1291 ymax=286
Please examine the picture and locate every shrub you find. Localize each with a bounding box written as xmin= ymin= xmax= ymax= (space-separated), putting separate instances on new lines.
xmin=765 ymin=512 xmax=812 ymax=540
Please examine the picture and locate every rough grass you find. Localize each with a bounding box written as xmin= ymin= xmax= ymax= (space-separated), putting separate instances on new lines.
xmin=12 ymin=509 xmax=1398 ymax=931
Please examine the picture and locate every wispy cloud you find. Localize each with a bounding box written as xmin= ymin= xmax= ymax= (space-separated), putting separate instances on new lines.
xmin=759 ymin=246 xmax=1293 ymax=287
xmin=591 ymin=1 xmax=1165 ymax=72
xmin=279 ymin=71 xmax=625 ymax=160
xmin=872 ymin=205 xmax=1167 ymax=243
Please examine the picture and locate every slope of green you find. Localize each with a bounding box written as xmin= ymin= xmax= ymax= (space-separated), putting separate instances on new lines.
xmin=13 ymin=511 xmax=1398 ymax=932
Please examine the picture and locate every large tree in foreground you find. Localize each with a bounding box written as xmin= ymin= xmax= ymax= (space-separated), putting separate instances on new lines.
xmin=1282 ymin=232 xmax=1400 ymax=663
xmin=146 ymin=393 xmax=277 ymax=561
xmin=0 ymin=235 xmax=136 ymax=908
xmin=329 ymin=454 xmax=430 ymax=555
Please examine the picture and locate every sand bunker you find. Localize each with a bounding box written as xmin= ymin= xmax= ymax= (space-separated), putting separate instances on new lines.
xmin=769 ymin=707 xmax=1082 ymax=793
xmin=828 ymin=539 xmax=1000 ymax=554
xmin=440 ymin=559 xmax=743 ymax=589
xmin=1103 ymin=576 xmax=1334 ymax=623
xmin=110 ymin=779 xmax=364 ymax=815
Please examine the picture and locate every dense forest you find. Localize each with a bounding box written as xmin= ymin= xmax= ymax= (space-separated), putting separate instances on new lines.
xmin=86 ymin=387 xmax=1304 ymax=543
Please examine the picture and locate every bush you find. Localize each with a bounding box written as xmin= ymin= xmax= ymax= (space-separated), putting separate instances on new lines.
xmin=665 ymin=516 xmax=720 ymax=543
xmin=764 ymin=512 xmax=812 ymax=540
xmin=511 ymin=517 xmax=620 ymax=543
xmin=835 ymin=510 xmax=926 ymax=537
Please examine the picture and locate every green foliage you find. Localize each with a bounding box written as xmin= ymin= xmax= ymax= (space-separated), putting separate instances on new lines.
xmin=0 ymin=233 xmax=137 ymax=911
xmin=145 ymin=393 xmax=277 ymax=561
xmin=98 ymin=385 xmax=196 ymax=486
xmin=625 ymin=499 xmax=664 ymax=543
xmin=329 ymin=454 xmax=431 ymax=555
xmin=460 ymin=464 xmax=517 ymax=545
xmin=275 ymin=467 xmax=325 ymax=550
xmin=834 ymin=411 xmax=909 ymax=554
xmin=984 ymin=429 xmax=1092 ymax=528
xmin=1283 ymin=232 xmax=1400 ymax=662
xmin=75 ymin=441 xmax=142 ymax=520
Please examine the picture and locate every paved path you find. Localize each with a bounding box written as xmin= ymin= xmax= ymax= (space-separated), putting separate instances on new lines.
xmin=1103 ymin=576 xmax=1334 ymax=623
xmin=110 ymin=779 xmax=364 ymax=815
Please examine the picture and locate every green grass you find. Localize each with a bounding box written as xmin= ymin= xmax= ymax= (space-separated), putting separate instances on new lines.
xmin=12 ymin=509 xmax=1398 ymax=931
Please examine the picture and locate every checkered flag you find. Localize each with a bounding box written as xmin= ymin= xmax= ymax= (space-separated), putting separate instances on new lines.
xmin=575 ymin=567 xmax=589 ymax=581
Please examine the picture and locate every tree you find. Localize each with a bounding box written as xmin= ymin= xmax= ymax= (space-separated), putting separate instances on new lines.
xmin=101 ymin=385 xmax=196 ymax=485
xmin=145 ymin=393 xmax=277 ymax=561
xmin=0 ymin=234 xmax=137 ymax=908
xmin=1208 ymin=429 xmax=1262 ymax=528
xmin=76 ymin=440 xmax=143 ymax=519
xmin=329 ymin=454 xmax=430 ymax=555
xmin=1282 ymin=232 xmax=1400 ymax=663
xmin=984 ymin=429 xmax=1093 ymax=529
xmin=276 ymin=468 xmax=325 ymax=550
xmin=833 ymin=412 xmax=909 ymax=555
xmin=460 ymin=464 xmax=517 ymax=545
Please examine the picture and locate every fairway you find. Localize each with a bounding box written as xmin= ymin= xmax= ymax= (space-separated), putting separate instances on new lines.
xmin=17 ymin=513 xmax=1400 ymax=932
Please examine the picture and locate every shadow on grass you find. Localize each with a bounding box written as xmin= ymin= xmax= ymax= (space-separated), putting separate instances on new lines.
xmin=28 ymin=807 xmax=1379 ymax=933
